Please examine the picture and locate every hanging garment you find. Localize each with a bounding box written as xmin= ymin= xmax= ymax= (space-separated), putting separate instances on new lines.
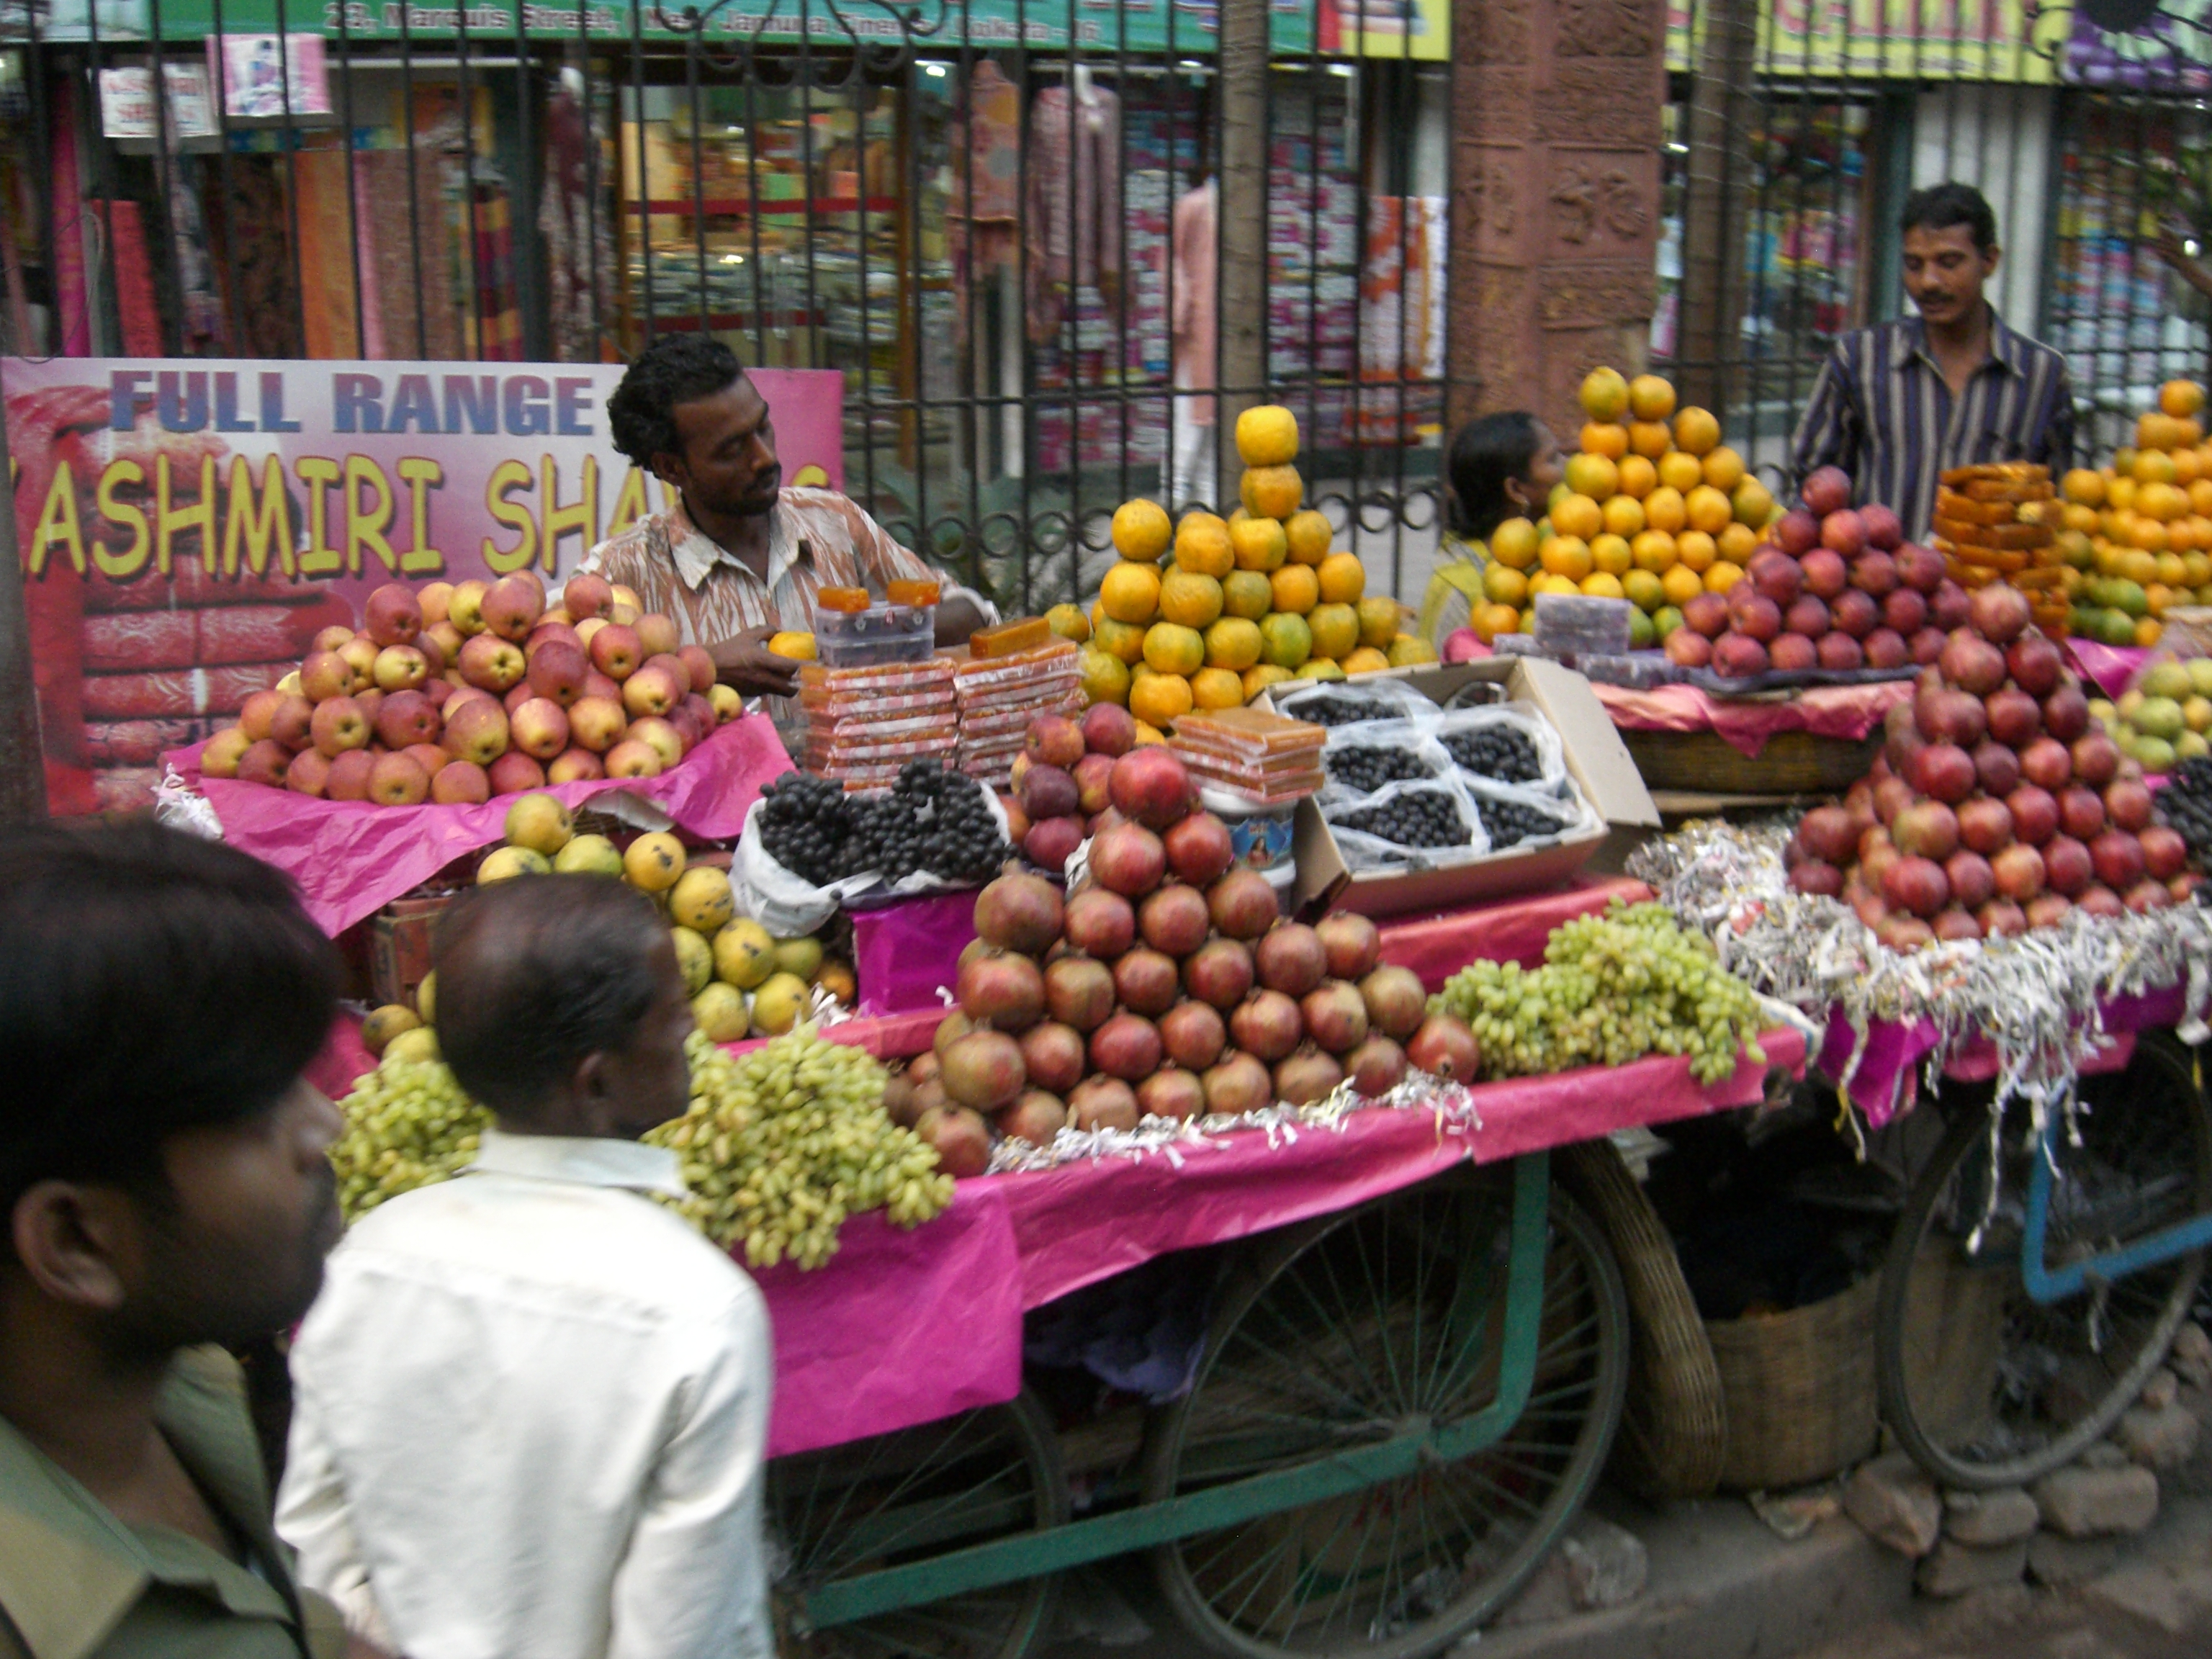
xmin=1170 ymin=179 xmax=1216 ymax=421
xmin=1025 ymin=78 xmax=1120 ymax=343
xmin=539 ymin=72 xmax=615 ymax=364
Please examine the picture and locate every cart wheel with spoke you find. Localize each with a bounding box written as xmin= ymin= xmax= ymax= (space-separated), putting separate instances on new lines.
xmin=1876 ymin=1031 xmax=2212 ymax=1491
xmin=1141 ymin=1160 xmax=1629 ymax=1659
xmin=771 ymin=1389 xmax=1069 ymax=1659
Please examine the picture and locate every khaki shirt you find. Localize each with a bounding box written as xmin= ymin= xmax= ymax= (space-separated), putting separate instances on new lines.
xmin=0 ymin=1348 xmax=347 ymax=1659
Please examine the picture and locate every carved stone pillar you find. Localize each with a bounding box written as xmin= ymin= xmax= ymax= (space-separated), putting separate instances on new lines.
xmin=1447 ymin=0 xmax=1667 ymax=440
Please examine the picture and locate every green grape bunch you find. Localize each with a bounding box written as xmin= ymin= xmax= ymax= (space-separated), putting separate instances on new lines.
xmin=331 ymin=1028 xmax=952 ymax=1272
xmin=647 ymin=1028 xmax=953 ymax=1271
xmin=1433 ymin=901 xmax=1768 ymax=1084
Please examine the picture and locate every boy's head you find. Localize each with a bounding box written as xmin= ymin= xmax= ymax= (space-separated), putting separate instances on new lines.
xmin=0 ymin=819 xmax=343 ymax=1354
xmin=433 ymin=874 xmax=693 ymax=1141
xmin=1445 ymin=411 xmax=1563 ymax=540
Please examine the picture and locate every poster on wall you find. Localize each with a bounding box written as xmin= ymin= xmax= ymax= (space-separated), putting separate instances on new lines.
xmin=4 ymin=358 xmax=843 ymax=814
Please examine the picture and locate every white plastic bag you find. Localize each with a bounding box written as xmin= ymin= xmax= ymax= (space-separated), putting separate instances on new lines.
xmin=1272 ymin=677 xmax=1442 ymax=730
xmin=729 ymin=783 xmax=1018 ymax=935
xmin=1321 ymin=775 xmax=1490 ymax=873
xmin=1457 ymin=770 xmax=1603 ymax=855
xmin=1433 ymin=701 xmax=1569 ymax=793
xmin=1316 ymin=719 xmax=1455 ymax=806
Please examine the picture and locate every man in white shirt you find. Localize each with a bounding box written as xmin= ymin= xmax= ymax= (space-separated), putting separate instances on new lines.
xmin=276 ymin=875 xmax=774 ymax=1659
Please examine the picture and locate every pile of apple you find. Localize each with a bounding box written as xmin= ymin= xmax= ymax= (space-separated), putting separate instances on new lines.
xmin=1785 ymin=583 xmax=2195 ymax=949
xmin=1667 ymin=465 xmax=1969 ymax=678
xmin=199 ymin=572 xmax=742 ymax=806
xmin=889 ymin=742 xmax=1480 ymax=1172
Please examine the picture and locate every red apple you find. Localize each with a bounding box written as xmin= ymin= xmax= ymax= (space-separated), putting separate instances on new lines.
xmin=1859 ymin=503 xmax=1904 ymax=552
xmin=310 ymin=696 xmax=372 ymax=757
xmin=286 ymin=749 xmax=332 ymax=797
xmin=562 ymin=572 xmax=614 ymax=621
xmin=622 ymin=662 xmax=687 ymax=720
xmin=509 ymin=697 xmax=572 ymax=762
xmin=367 ymin=751 xmax=430 ymax=806
xmin=547 ymin=748 xmax=605 ymax=786
xmin=431 ymin=759 xmax=490 ymax=804
xmin=678 ymin=644 xmax=716 ymax=694
xmin=268 ymin=695 xmax=315 ymax=753
xmin=2070 ymin=732 xmax=2120 ymax=788
xmin=604 ymin=739 xmax=662 ymax=778
xmin=589 ymin=623 xmax=643 ymax=680
xmin=567 ymin=696 xmax=627 ymax=753
xmin=1930 ymin=580 xmax=1972 ymax=630
xmin=1830 ymin=589 xmax=1880 ymax=639
xmin=2005 ymin=634 xmax=2064 ymax=698
xmin=480 ymin=574 xmax=544 ymax=643
xmin=325 ymin=750 xmax=376 ymax=801
xmin=487 ymin=751 xmax=546 ymax=796
xmin=374 ymin=690 xmax=441 ymax=750
xmin=1882 ymin=586 xmax=1928 ymax=636
xmin=363 ymin=582 xmax=423 ymax=647
xmin=1775 ymin=508 xmax=1822 ymax=556
xmin=1816 ymin=631 xmax=1865 ymax=670
xmin=458 ymin=633 xmax=526 ymax=693
xmin=1802 ymin=467 xmax=1852 ymax=518
xmin=627 ymin=716 xmax=685 ymax=771
xmin=1800 ymin=547 xmax=1848 ymax=600
xmin=300 ymin=649 xmax=354 ymax=703
xmin=443 ymin=698 xmax=511 ymax=766
xmin=527 ymin=639 xmax=591 ymax=709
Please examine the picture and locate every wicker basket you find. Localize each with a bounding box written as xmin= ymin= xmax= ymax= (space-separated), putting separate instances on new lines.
xmin=1560 ymin=1141 xmax=1727 ymax=1500
xmin=1622 ymin=727 xmax=1882 ymax=797
xmin=1705 ymin=1272 xmax=1881 ymax=1492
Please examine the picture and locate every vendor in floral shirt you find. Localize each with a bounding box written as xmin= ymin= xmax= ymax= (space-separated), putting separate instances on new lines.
xmin=585 ymin=336 xmax=997 ymax=699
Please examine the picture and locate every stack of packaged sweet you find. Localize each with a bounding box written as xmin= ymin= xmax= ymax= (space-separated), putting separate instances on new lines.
xmin=954 ymin=622 xmax=1082 ymax=791
xmin=1932 ymin=464 xmax=2067 ymax=636
xmin=1169 ymin=706 xmax=1326 ymax=805
xmin=798 ymin=653 xmax=960 ymax=790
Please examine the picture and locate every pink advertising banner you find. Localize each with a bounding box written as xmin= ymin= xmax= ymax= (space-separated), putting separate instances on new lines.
xmin=4 ymin=357 xmax=842 ymax=814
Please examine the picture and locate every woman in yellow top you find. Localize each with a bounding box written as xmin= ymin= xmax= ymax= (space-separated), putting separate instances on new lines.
xmin=1420 ymin=412 xmax=1563 ymax=649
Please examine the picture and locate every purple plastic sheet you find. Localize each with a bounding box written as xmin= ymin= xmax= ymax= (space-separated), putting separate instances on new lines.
xmin=850 ymin=890 xmax=981 ymax=1016
xmin=164 ymin=715 xmax=793 ymax=936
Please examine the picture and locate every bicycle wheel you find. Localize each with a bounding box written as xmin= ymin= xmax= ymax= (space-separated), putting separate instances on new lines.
xmin=1142 ymin=1165 xmax=1629 ymax=1659
xmin=770 ymin=1390 xmax=1067 ymax=1659
xmin=1876 ymin=1032 xmax=2212 ymax=1491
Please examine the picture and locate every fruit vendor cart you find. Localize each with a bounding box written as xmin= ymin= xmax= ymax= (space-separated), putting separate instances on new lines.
xmin=702 ymin=879 xmax=1801 ymax=1659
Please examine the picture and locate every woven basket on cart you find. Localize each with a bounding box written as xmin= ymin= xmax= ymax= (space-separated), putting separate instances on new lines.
xmin=1704 ymin=1272 xmax=1881 ymax=1491
xmin=1559 ymin=1141 xmax=1727 ymax=1500
xmin=1622 ymin=727 xmax=1881 ymax=798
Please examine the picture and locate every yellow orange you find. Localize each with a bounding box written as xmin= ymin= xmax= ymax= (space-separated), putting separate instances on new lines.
xmin=1701 ymin=445 xmax=1746 ymax=493
xmin=1317 ymin=552 xmax=1366 ymax=604
xmin=1133 ymin=719 xmax=1167 ymax=746
xmin=1241 ymin=464 xmax=1303 ymax=520
xmin=1673 ymin=406 xmax=1720 ymax=457
xmin=2193 ymin=480 xmax=2212 ymax=516
xmin=1285 ymin=508 xmax=1334 ymax=565
xmin=1629 ymin=373 xmax=1677 ymax=421
xmin=1490 ymin=516 xmax=1539 ymax=570
xmin=2175 ymin=449 xmax=2202 ymax=487
xmin=1190 ymin=666 xmax=1246 ymax=709
xmin=1660 ymin=563 xmax=1705 ymax=607
xmin=1580 ymin=572 xmax=1626 ymax=600
xmin=2138 ymin=616 xmax=2165 ymax=647
xmin=2185 ymin=550 xmax=2212 ymax=585
xmin=1341 ymin=646 xmax=1391 ymax=676
xmin=1222 ymin=569 xmax=1274 ymax=621
xmin=1540 ymin=535 xmax=1595 ymax=582
xmin=2157 ymin=552 xmax=2190 ymax=588
xmin=1731 ymin=478 xmax=1775 ymax=529
xmin=1642 ymin=485 xmax=1688 ymax=534
xmin=2140 ymin=412 xmax=2180 ymax=454
xmin=1174 ymin=513 xmax=1236 ymax=578
xmin=1580 ymin=367 xmax=1629 ymax=422
xmin=1531 ymin=572 xmax=1581 ymax=598
xmin=2131 ymin=518 xmax=2170 ymax=555
xmin=1093 ymin=616 xmax=1148 ymax=665
xmin=1631 ymin=529 xmax=1681 ymax=575
xmin=1234 ymin=404 xmax=1300 ymax=467
xmin=1229 ymin=512 xmax=1288 ymax=572
xmin=1142 ymin=621 xmax=1205 ymax=676
xmin=768 ymin=630 xmax=817 ymax=660
xmin=1550 ymin=493 xmax=1604 ymax=542
xmin=1079 ymin=647 xmax=1130 ymax=706
xmin=1100 ymin=560 xmax=1162 ymax=624
xmin=1241 ymin=664 xmax=1294 ymax=699
xmin=1658 ymin=451 xmax=1704 ymax=495
xmin=1623 ymin=569 xmax=1665 ymax=612
xmin=1704 ymin=559 xmax=1746 ymax=594
xmin=1673 ymin=529 xmax=1716 ymax=572
xmin=1046 ymin=603 xmax=1090 ymax=644
xmin=1601 ymin=494 xmax=1647 ymax=539
xmin=2141 ymin=481 xmax=2190 ymax=523
xmin=2064 ymin=502 xmax=2103 ymax=534
xmin=1581 ymin=421 xmax=1630 ymax=460
xmin=1203 ymin=616 xmax=1263 ymax=672
xmin=2121 ymin=547 xmax=2159 ymax=585
xmin=1565 ymin=452 xmax=1621 ymax=500
xmin=1483 ymin=562 xmax=1529 ymax=608
xmin=2116 ymin=449 xmax=2139 ymax=477
xmin=1112 ymin=498 xmax=1173 ymax=560
xmin=1356 ymin=597 xmax=1400 ymax=648
xmin=1473 ymin=602 xmax=1522 ymax=642
xmin=1717 ymin=521 xmax=1758 ymax=566
xmin=1270 ymin=563 xmax=1321 ymax=615
xmin=1159 ymin=567 xmax=1225 ymax=629
xmin=2161 ymin=379 xmax=2206 ymax=419
xmin=2134 ymin=449 xmax=2177 ymax=487
xmin=2064 ymin=467 xmax=2108 ymax=506
xmin=1308 ymin=602 xmax=1359 ymax=660
xmin=1628 ymin=420 xmax=1673 ymax=459
xmin=2176 ymin=418 xmax=2204 ymax=448
xmin=2110 ymin=477 xmax=2139 ymax=514
xmin=1591 ymin=533 xmax=1633 ymax=577
xmin=1130 ymin=672 xmax=1194 ymax=729
xmin=1259 ymin=611 xmax=1313 ymax=668
xmin=1387 ymin=634 xmax=1437 ymax=668
xmin=1617 ymin=454 xmax=1658 ymax=499
xmin=1684 ymin=484 xmax=1735 ymax=536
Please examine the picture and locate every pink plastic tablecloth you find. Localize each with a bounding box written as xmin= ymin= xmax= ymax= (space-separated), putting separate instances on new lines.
xmin=1595 ymin=680 xmax=1912 ymax=758
xmin=1817 ymin=981 xmax=2186 ymax=1125
xmin=165 ymin=715 xmax=793 ymax=937
xmin=1376 ymin=874 xmax=1650 ymax=988
xmin=2063 ymin=639 xmax=2151 ymax=701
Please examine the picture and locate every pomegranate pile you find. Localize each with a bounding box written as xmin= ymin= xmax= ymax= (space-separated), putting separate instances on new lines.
xmin=1002 ymin=701 xmax=1146 ymax=872
xmin=1786 ymin=583 xmax=2195 ymax=949
xmin=1669 ymin=464 xmax=1964 ymax=678
xmin=892 ymin=737 xmax=1483 ymax=1172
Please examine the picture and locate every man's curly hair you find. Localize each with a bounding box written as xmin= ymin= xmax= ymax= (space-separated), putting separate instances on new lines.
xmin=607 ymin=335 xmax=747 ymax=468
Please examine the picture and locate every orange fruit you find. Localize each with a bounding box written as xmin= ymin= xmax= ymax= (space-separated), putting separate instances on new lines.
xmin=1473 ymin=602 xmax=1521 ymax=642
xmin=1190 ymin=666 xmax=1246 ymax=709
xmin=1717 ymin=521 xmax=1758 ymax=565
xmin=1046 ymin=603 xmax=1090 ymax=644
xmin=1228 ymin=512 xmax=1288 ymax=572
xmin=1731 ymin=477 xmax=1775 ymax=528
xmin=1674 ymin=529 xmax=1716 ymax=572
xmin=2137 ymin=616 xmax=2165 ymax=647
xmin=1269 ymin=563 xmax=1321 ymax=615
xmin=1622 ymin=569 xmax=1665 ymax=612
xmin=1701 ymin=445 xmax=1746 ymax=493
xmin=1591 ymin=532 xmax=1633 ymax=577
xmin=1565 ymin=453 xmax=1621 ymax=500
xmin=1308 ymin=602 xmax=1359 ymax=660
xmin=1133 ymin=719 xmax=1168 ymax=746
xmin=2157 ymin=552 xmax=2190 ymax=587
xmin=2134 ymin=449 xmax=2177 ymax=487
xmin=1658 ymin=450 xmax=1704 ymax=494
xmin=1341 ymin=646 xmax=1391 ymax=676
xmin=2177 ymin=418 xmax=2205 ymax=448
xmin=1222 ymin=569 xmax=1274 ymax=621
xmin=1142 ymin=621 xmax=1205 ymax=676
xmin=1628 ymin=373 xmax=1677 ymax=421
xmin=2110 ymin=477 xmax=2139 ymax=514
xmin=1130 ymin=671 xmax=1195 ymax=728
xmin=1579 ymin=572 xmax=1625 ymax=600
xmin=1580 ymin=367 xmax=1629 ymax=422
xmin=1241 ymin=664 xmax=1293 ymax=699
xmin=1581 ymin=421 xmax=1630 ymax=460
xmin=1642 ymin=485 xmax=1688 ymax=534
xmin=2175 ymin=449 xmax=2202 ymax=487
xmin=1284 ymin=508 xmax=1334 ymax=565
xmin=1628 ymin=420 xmax=1673 ymax=459
xmin=1111 ymin=498 xmax=1173 ymax=561
xmin=1633 ymin=529 xmax=1681 ymax=572
xmin=1093 ymin=616 xmax=1148 ymax=664
xmin=1079 ymin=647 xmax=1130 ymax=706
xmin=1292 ymin=657 xmax=1345 ymax=683
xmin=1660 ymin=563 xmax=1705 ymax=607
xmin=1600 ymin=494 xmax=1646 ymax=539
xmin=2141 ymin=481 xmax=2190 ymax=523
xmin=1234 ymin=404 xmax=1300 ymax=467
xmin=1615 ymin=454 xmax=1658 ymax=500
xmin=1159 ymin=568 xmax=1225 ymax=629
xmin=2131 ymin=518 xmax=2169 ymax=556
xmin=1550 ymin=493 xmax=1604 ymax=542
xmin=1174 ymin=513 xmax=1236 ymax=578
xmin=1673 ymin=405 xmax=1720 ymax=456
xmin=1357 ymin=596 xmax=1401 ymax=647
xmin=2122 ymin=547 xmax=2159 ymax=585
xmin=1704 ymin=560 xmax=1746 ymax=594
xmin=1316 ymin=552 xmax=1366 ymax=604
xmin=2064 ymin=502 xmax=2103 ymax=534
xmin=1259 ymin=611 xmax=1313 ymax=668
xmin=1100 ymin=561 xmax=1162 ymax=624
xmin=1203 ymin=616 xmax=1263 ymax=672
xmin=2064 ymin=467 xmax=2108 ymax=506
xmin=1540 ymin=535 xmax=1594 ymax=582
xmin=1530 ymin=572 xmax=1581 ymax=598
xmin=2140 ymin=412 xmax=2180 ymax=454
xmin=2162 ymin=379 xmax=2206 ymax=419
xmin=1241 ymin=464 xmax=1303 ymax=520
xmin=1684 ymin=484 xmax=1734 ymax=536
xmin=1490 ymin=517 xmax=1540 ymax=569
xmin=1483 ymin=562 xmax=1529 ymax=608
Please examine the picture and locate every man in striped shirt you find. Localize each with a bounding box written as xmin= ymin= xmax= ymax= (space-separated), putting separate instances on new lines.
xmin=585 ymin=336 xmax=997 ymax=699
xmin=1791 ymin=182 xmax=2076 ymax=540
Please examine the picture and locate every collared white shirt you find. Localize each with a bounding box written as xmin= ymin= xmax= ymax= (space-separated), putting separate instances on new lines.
xmin=277 ymin=1128 xmax=774 ymax=1659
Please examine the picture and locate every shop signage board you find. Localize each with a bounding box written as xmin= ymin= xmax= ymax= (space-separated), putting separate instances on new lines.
xmin=1663 ymin=0 xmax=2064 ymax=81
xmin=3 ymin=356 xmax=842 ymax=813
